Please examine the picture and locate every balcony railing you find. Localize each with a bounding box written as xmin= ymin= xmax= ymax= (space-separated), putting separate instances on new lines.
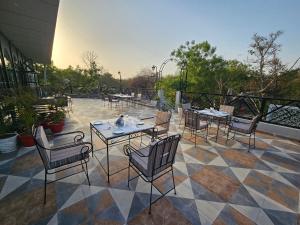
xmin=182 ymin=92 xmax=300 ymax=129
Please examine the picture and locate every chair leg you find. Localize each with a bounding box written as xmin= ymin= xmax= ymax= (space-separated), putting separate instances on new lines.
xmin=149 ymin=180 xmax=153 ymax=214
xmin=226 ymin=128 xmax=230 ymax=143
xmin=44 ymin=170 xmax=47 ymax=204
xmin=127 ymin=162 xmax=130 ymax=188
xmin=194 ymin=132 xmax=197 ymax=147
xmin=253 ymin=131 xmax=256 ymax=149
xmin=85 ymin=161 xmax=91 ymax=186
xmin=171 ymin=167 xmax=176 ymax=195
xmin=248 ymin=134 xmax=251 ymax=152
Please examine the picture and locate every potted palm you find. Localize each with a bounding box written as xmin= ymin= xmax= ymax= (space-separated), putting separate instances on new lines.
xmin=18 ymin=108 xmax=37 ymax=147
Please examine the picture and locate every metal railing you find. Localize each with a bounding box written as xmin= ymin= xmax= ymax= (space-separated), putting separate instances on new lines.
xmin=182 ymin=92 xmax=300 ymax=129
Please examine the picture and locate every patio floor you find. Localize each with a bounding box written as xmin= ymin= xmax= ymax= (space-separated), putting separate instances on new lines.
xmin=0 ymin=98 xmax=300 ymax=225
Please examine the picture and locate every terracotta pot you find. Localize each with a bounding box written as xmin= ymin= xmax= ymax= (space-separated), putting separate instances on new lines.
xmin=48 ymin=121 xmax=64 ymax=133
xmin=18 ymin=134 xmax=35 ymax=147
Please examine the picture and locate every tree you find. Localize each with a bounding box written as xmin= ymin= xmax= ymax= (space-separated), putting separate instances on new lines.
xmin=81 ymin=51 xmax=104 ymax=94
xmin=248 ymin=31 xmax=286 ymax=96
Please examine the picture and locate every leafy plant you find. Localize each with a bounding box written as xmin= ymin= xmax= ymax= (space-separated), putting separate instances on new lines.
xmin=50 ymin=110 xmax=65 ymax=124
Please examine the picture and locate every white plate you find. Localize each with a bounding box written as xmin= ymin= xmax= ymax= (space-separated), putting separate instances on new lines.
xmin=113 ymin=129 xmax=124 ymax=134
xmin=137 ymin=121 xmax=144 ymax=125
xmin=93 ymin=121 xmax=103 ymax=125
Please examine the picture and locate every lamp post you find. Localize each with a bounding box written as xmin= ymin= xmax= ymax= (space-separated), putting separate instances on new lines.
xmin=152 ymin=65 xmax=159 ymax=91
xmin=118 ymin=71 xmax=122 ymax=93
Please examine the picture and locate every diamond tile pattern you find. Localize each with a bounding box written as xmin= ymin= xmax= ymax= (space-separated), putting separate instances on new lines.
xmin=0 ymin=98 xmax=300 ymax=225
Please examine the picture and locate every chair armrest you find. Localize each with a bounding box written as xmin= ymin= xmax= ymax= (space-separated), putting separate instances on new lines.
xmin=155 ymin=121 xmax=169 ymax=127
xmin=53 ymin=131 xmax=85 ymax=142
xmin=50 ymin=141 xmax=93 ymax=154
xmin=123 ymin=144 xmax=149 ymax=157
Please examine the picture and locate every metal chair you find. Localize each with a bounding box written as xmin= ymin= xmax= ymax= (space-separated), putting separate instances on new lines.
xmin=144 ymin=111 xmax=172 ymax=139
xmin=179 ymin=102 xmax=191 ymax=126
xmin=182 ymin=109 xmax=209 ymax=146
xmin=33 ymin=126 xmax=93 ymax=204
xmin=226 ymin=115 xmax=261 ymax=151
xmin=108 ymin=96 xmax=119 ymax=108
xmin=124 ymin=134 xmax=181 ymax=214
xmin=219 ymin=104 xmax=235 ymax=130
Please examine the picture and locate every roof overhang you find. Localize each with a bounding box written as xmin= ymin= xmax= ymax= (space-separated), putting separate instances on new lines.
xmin=0 ymin=0 xmax=59 ymax=64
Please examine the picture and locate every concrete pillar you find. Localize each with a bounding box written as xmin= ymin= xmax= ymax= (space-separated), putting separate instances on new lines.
xmin=175 ymin=91 xmax=181 ymax=112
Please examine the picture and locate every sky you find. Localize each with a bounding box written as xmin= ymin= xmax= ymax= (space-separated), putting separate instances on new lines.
xmin=51 ymin=0 xmax=300 ymax=78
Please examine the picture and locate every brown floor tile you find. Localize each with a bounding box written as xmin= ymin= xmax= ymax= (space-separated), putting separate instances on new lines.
xmin=191 ymin=166 xmax=240 ymax=201
xmin=127 ymin=198 xmax=192 ymax=225
xmin=185 ymin=147 xmax=218 ymax=163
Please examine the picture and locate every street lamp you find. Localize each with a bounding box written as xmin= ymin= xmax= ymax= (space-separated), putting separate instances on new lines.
xmin=118 ymin=71 xmax=122 ymax=93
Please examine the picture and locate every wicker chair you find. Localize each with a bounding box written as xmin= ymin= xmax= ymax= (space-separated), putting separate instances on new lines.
xmin=144 ymin=111 xmax=172 ymax=139
xmin=226 ymin=115 xmax=261 ymax=151
xmin=124 ymin=134 xmax=181 ymax=214
xmin=182 ymin=109 xmax=209 ymax=146
xmin=33 ymin=126 xmax=93 ymax=204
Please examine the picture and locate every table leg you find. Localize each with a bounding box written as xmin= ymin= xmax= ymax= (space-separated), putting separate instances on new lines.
xmin=216 ymin=119 xmax=220 ymax=142
xmin=106 ymin=143 xmax=110 ymax=183
xmin=90 ymin=124 xmax=94 ymax=157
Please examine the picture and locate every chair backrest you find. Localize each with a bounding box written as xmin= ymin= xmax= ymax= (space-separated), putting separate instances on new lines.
xmin=182 ymin=103 xmax=191 ymax=111
xmin=137 ymin=93 xmax=142 ymax=99
xmin=148 ymin=134 xmax=181 ymax=176
xmin=33 ymin=126 xmax=51 ymax=167
xmin=184 ymin=109 xmax=207 ymax=130
xmin=184 ymin=109 xmax=198 ymax=130
xmin=219 ymin=105 xmax=234 ymax=115
xmin=155 ymin=111 xmax=172 ymax=130
xmin=249 ymin=115 xmax=261 ymax=132
xmin=131 ymin=92 xmax=135 ymax=97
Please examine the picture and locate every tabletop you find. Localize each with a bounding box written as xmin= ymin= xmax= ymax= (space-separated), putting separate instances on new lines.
xmin=90 ymin=116 xmax=154 ymax=140
xmin=197 ymin=109 xmax=229 ymax=118
xmin=112 ymin=94 xmax=133 ymax=98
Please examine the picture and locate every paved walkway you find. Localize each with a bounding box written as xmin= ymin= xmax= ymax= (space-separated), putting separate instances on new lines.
xmin=0 ymin=98 xmax=300 ymax=225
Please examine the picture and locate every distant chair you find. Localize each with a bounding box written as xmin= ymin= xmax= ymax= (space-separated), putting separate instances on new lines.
xmin=227 ymin=115 xmax=261 ymax=151
xmin=103 ymin=95 xmax=110 ymax=106
xmin=108 ymin=96 xmax=119 ymax=108
xmin=124 ymin=134 xmax=181 ymax=214
xmin=144 ymin=111 xmax=172 ymax=139
xmin=219 ymin=104 xmax=235 ymax=129
xmin=179 ymin=102 xmax=191 ymax=126
xmin=33 ymin=126 xmax=92 ymax=204
xmin=182 ymin=109 xmax=209 ymax=146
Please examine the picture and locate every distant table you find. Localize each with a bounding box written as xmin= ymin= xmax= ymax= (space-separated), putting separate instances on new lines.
xmin=90 ymin=116 xmax=154 ymax=183
xmin=196 ymin=109 xmax=229 ymax=141
xmin=111 ymin=94 xmax=134 ymax=106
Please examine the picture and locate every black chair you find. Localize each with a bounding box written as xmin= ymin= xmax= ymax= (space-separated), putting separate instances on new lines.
xmin=182 ymin=109 xmax=209 ymax=146
xmin=124 ymin=134 xmax=181 ymax=214
xmin=33 ymin=126 xmax=93 ymax=204
xmin=226 ymin=115 xmax=261 ymax=151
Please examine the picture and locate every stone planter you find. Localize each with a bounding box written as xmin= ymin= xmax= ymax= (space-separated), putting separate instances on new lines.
xmin=0 ymin=133 xmax=18 ymax=153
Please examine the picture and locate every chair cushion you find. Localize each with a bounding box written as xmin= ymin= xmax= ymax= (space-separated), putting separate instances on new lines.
xmin=49 ymin=145 xmax=89 ymax=169
xmin=230 ymin=122 xmax=252 ymax=134
xmin=130 ymin=146 xmax=151 ymax=177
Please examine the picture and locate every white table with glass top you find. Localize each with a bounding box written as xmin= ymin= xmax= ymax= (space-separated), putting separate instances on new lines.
xmin=196 ymin=108 xmax=230 ymax=142
xmin=90 ymin=116 xmax=155 ymax=183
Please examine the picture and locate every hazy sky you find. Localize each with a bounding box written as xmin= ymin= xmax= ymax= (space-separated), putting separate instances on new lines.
xmin=52 ymin=0 xmax=300 ymax=78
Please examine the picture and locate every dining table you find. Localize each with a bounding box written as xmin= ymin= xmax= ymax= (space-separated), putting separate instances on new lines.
xmin=90 ymin=116 xmax=155 ymax=183
xmin=196 ymin=108 xmax=229 ymax=142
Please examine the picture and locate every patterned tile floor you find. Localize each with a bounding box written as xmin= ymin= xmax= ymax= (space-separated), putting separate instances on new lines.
xmin=1 ymin=98 xmax=300 ymax=225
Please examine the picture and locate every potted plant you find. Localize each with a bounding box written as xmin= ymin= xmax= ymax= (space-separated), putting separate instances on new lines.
xmin=18 ymin=108 xmax=37 ymax=147
xmin=48 ymin=110 xmax=65 ymax=133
